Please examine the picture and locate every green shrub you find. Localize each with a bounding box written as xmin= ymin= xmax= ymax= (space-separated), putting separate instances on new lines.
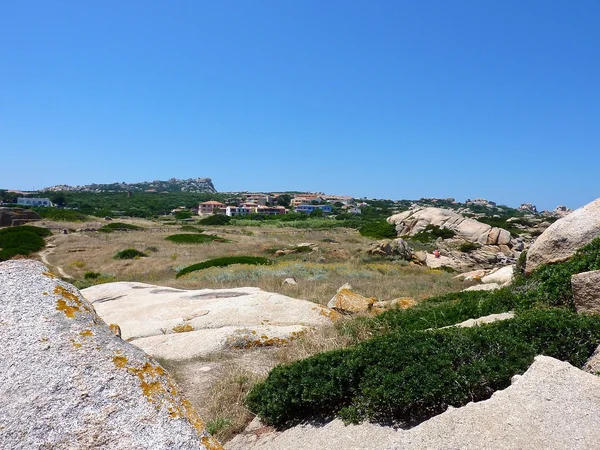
xmin=199 ymin=214 xmax=231 ymax=225
xmin=343 ymin=288 xmax=517 ymax=338
xmin=0 ymin=226 xmax=50 ymax=261
xmin=165 ymin=233 xmax=228 ymax=244
xmin=515 ymin=237 xmax=600 ymax=309
xmin=179 ymin=225 xmax=205 ymax=233
xmin=411 ymin=225 xmax=456 ymax=243
xmin=174 ymin=210 xmax=193 ymax=220
xmin=84 ymin=271 xmax=101 ymax=279
xmin=359 ymin=221 xmax=397 ymax=239
xmin=113 ymin=248 xmax=148 ymax=259
xmin=459 ymin=242 xmax=480 ymax=253
xmin=176 ymin=256 xmax=272 ymax=278
xmin=98 ymin=222 xmax=143 ymax=233
xmin=247 ymin=309 xmax=600 ymax=428
xmin=34 ymin=207 xmax=88 ymax=222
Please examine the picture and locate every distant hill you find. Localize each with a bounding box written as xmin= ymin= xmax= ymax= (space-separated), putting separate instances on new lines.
xmin=41 ymin=178 xmax=217 ymax=194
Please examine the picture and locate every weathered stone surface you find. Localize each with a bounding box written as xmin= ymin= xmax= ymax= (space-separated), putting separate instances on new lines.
xmin=387 ymin=207 xmax=512 ymax=246
xmin=462 ymin=283 xmax=501 ymax=292
xmin=0 ymin=260 xmax=220 ymax=450
xmin=572 ymin=270 xmax=600 ymax=314
xmin=327 ymin=286 xmax=376 ymax=313
xmin=367 ymin=238 xmax=412 ymax=259
xmin=526 ymin=198 xmax=600 ymax=274
xmin=82 ymin=282 xmax=333 ymax=360
xmin=454 ymin=269 xmax=488 ymax=281
xmin=443 ymin=312 xmax=515 ymax=329
xmin=227 ymin=356 xmax=600 ymax=450
xmin=481 ymin=265 xmax=514 ymax=285
xmin=372 ymin=297 xmax=416 ymax=313
xmin=282 ymin=278 xmax=297 ymax=285
xmin=583 ymin=345 xmax=600 ymax=375
xmin=0 ymin=207 xmax=41 ymax=227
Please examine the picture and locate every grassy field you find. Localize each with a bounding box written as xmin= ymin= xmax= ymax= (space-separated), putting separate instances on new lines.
xmin=37 ymin=217 xmax=465 ymax=305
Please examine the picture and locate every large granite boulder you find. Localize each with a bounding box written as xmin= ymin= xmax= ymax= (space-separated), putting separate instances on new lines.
xmin=0 ymin=207 xmax=41 ymax=227
xmin=387 ymin=207 xmax=511 ymax=245
xmin=82 ymin=282 xmax=335 ymax=361
xmin=327 ymin=284 xmax=376 ymax=314
xmin=367 ymin=238 xmax=412 ymax=259
xmin=526 ymin=198 xmax=600 ymax=274
xmin=572 ymin=270 xmax=600 ymax=314
xmin=0 ymin=260 xmax=221 ymax=449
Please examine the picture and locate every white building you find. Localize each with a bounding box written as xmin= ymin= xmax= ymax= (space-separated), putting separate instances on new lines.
xmin=17 ymin=198 xmax=53 ymax=207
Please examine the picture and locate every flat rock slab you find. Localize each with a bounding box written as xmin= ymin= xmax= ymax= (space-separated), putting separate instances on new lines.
xmin=82 ymin=282 xmax=334 ymax=360
xmin=0 ymin=260 xmax=220 ymax=450
xmin=227 ymin=356 xmax=600 ymax=450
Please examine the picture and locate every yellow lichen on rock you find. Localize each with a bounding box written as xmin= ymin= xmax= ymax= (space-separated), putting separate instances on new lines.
xmin=328 ymin=288 xmax=376 ymax=313
xmin=54 ymin=285 xmax=86 ymax=318
xmin=172 ymin=324 xmax=194 ymax=333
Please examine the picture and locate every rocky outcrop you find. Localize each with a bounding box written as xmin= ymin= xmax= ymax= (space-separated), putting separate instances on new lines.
xmin=327 ymin=284 xmax=376 ymax=314
xmin=387 ymin=207 xmax=511 ymax=246
xmin=366 ymin=238 xmax=412 ymax=259
xmin=82 ymin=282 xmax=335 ymax=361
xmin=480 ymin=265 xmax=514 ymax=285
xmin=572 ymin=270 xmax=600 ymax=314
xmin=0 ymin=207 xmax=41 ymax=227
xmin=0 ymin=260 xmax=220 ymax=450
xmin=526 ymin=198 xmax=600 ymax=274
xmin=227 ymin=356 xmax=600 ymax=450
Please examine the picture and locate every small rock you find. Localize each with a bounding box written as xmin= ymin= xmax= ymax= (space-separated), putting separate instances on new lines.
xmin=327 ymin=287 xmax=375 ymax=313
xmin=282 ymin=278 xmax=297 ymax=285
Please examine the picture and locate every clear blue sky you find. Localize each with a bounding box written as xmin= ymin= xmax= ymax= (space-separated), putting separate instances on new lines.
xmin=1 ymin=1 xmax=599 ymax=210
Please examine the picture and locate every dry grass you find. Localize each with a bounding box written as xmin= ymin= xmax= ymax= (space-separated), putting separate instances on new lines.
xmin=38 ymin=217 xmax=464 ymax=304
xmin=201 ymin=363 xmax=263 ymax=442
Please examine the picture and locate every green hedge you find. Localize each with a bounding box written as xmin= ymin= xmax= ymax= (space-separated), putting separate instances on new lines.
xmin=247 ymin=309 xmax=600 ymax=428
xmin=0 ymin=226 xmax=51 ymax=261
xmin=165 ymin=233 xmax=228 ymax=244
xmin=176 ymin=256 xmax=272 ymax=278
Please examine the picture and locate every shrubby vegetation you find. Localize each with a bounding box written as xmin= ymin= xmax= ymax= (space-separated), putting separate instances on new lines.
xmin=0 ymin=226 xmax=52 ymax=261
xmin=247 ymin=309 xmax=600 ymax=428
xmin=358 ymin=221 xmax=397 ymax=239
xmin=165 ymin=233 xmax=228 ymax=244
xmin=176 ymin=256 xmax=272 ymax=278
xmin=113 ymin=248 xmax=148 ymax=259
xmin=247 ymin=238 xmax=600 ymax=428
xmin=459 ymin=241 xmax=480 ymax=253
xmin=199 ymin=214 xmax=232 ymax=225
xmin=411 ymin=224 xmax=456 ymax=243
xmin=33 ymin=207 xmax=88 ymax=221
xmin=98 ymin=222 xmax=143 ymax=233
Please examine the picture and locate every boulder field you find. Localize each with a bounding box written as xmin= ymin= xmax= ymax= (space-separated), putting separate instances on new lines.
xmin=0 ymin=260 xmax=221 ymax=450
xmin=81 ymin=282 xmax=336 ymax=361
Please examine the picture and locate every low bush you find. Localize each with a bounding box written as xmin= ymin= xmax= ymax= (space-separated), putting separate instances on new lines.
xmin=0 ymin=226 xmax=51 ymax=261
xmin=113 ymin=248 xmax=148 ymax=259
xmin=176 ymin=256 xmax=272 ymax=278
xmin=515 ymin=237 xmax=600 ymax=309
xmin=359 ymin=221 xmax=397 ymax=239
xmin=199 ymin=214 xmax=231 ymax=225
xmin=165 ymin=233 xmax=228 ymax=244
xmin=179 ymin=225 xmax=204 ymax=233
xmin=34 ymin=207 xmax=88 ymax=222
xmin=98 ymin=222 xmax=143 ymax=233
xmin=411 ymin=224 xmax=456 ymax=243
xmin=247 ymin=309 xmax=600 ymax=428
xmin=84 ymin=271 xmax=101 ymax=279
xmin=342 ymin=288 xmax=517 ymax=338
xmin=459 ymin=242 xmax=480 ymax=253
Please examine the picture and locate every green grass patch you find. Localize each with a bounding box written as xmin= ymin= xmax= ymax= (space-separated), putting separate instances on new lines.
xmin=247 ymin=309 xmax=600 ymax=428
xmin=98 ymin=222 xmax=143 ymax=233
xmin=179 ymin=225 xmax=205 ymax=233
xmin=176 ymin=256 xmax=272 ymax=278
xmin=165 ymin=233 xmax=228 ymax=244
xmin=113 ymin=248 xmax=148 ymax=259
